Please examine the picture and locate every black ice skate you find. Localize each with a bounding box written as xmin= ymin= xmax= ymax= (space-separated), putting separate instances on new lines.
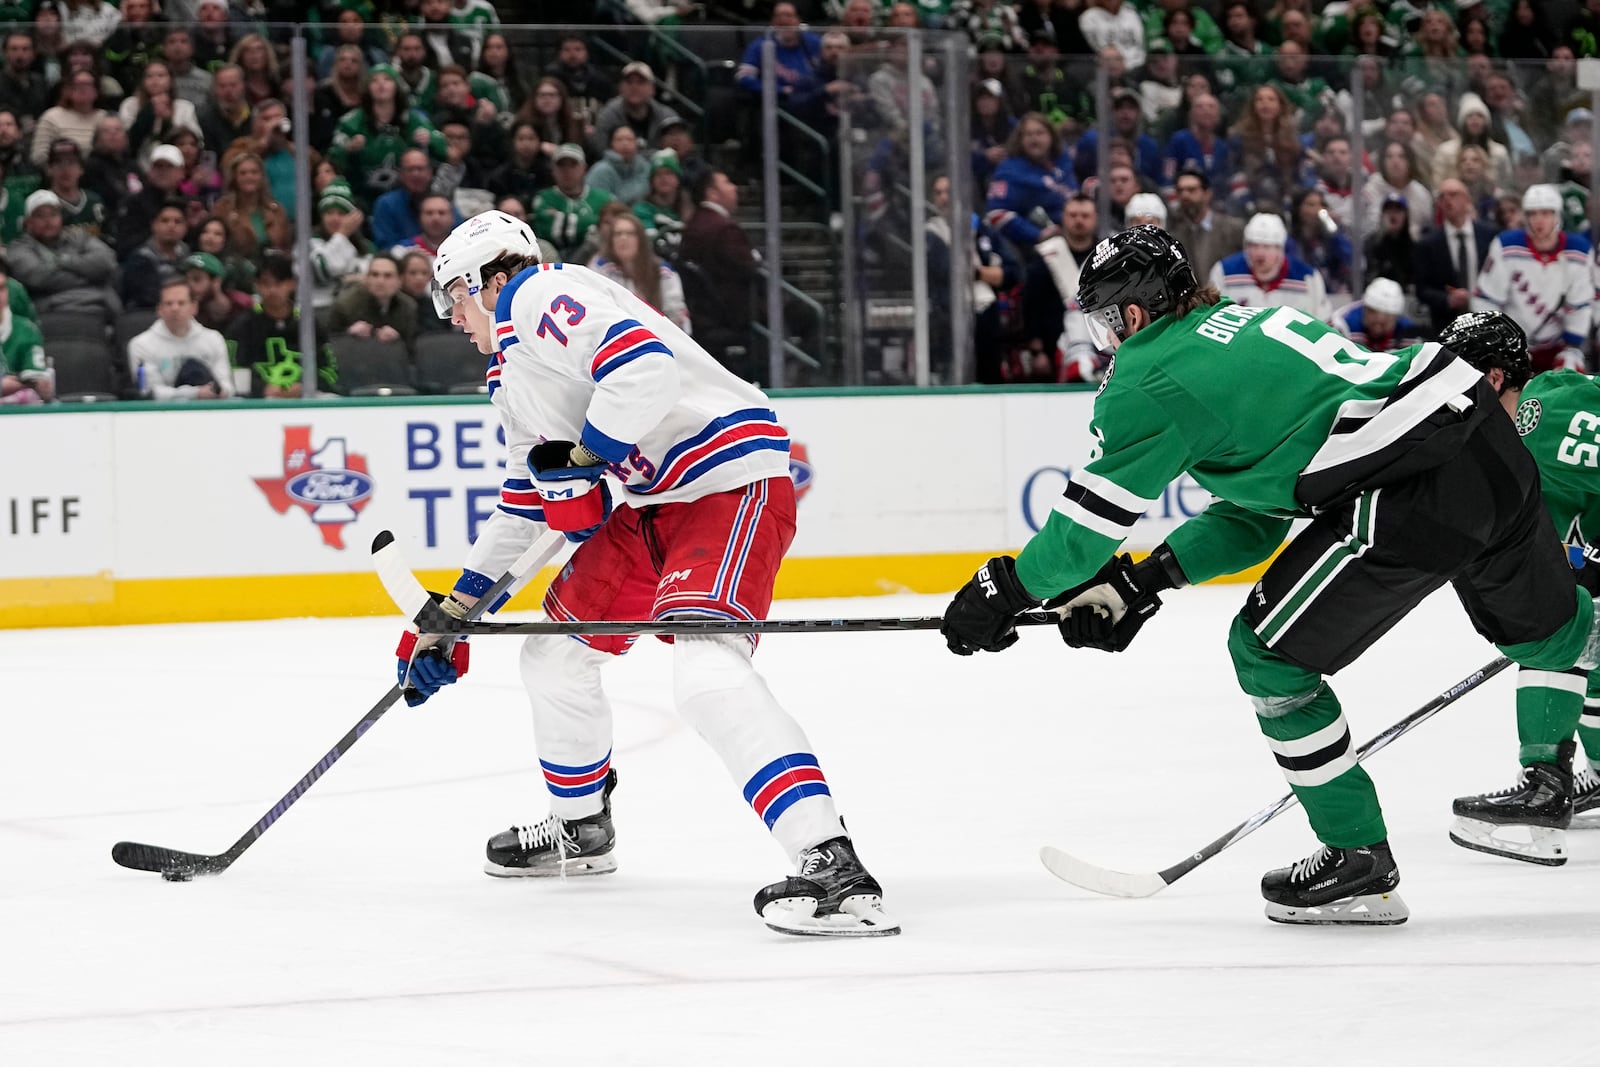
xmin=484 ymin=769 xmax=618 ymax=878
xmin=1572 ymin=756 xmax=1600 ymax=828
xmin=753 ymin=836 xmax=900 ymax=937
xmin=1261 ymin=840 xmax=1407 ymax=926
xmin=1450 ymin=741 xmax=1574 ymax=866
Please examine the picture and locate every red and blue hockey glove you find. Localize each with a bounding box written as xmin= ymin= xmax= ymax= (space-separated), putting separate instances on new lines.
xmin=1049 ymin=546 xmax=1186 ymax=653
xmin=529 ymin=439 xmax=613 ymax=543
xmin=942 ymin=556 xmax=1041 ymax=655
xmin=395 ymin=593 xmax=471 ymax=706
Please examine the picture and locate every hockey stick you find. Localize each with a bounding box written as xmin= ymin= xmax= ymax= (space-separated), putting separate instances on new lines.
xmin=1040 ymin=655 xmax=1514 ymax=898
xmin=406 ymin=603 xmax=1067 ymax=637
xmin=110 ymin=529 xmax=566 ymax=881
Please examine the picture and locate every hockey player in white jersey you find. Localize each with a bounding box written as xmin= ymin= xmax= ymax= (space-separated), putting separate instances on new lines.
xmin=1207 ymin=212 xmax=1332 ymax=322
xmin=398 ymin=210 xmax=897 ymax=937
xmin=1331 ymin=277 xmax=1423 ymax=352
xmin=1472 ymin=184 xmax=1592 ymax=374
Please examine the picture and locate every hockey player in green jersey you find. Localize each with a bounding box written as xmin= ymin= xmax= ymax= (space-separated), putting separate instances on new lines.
xmin=1435 ymin=311 xmax=1600 ymax=864
xmin=942 ymin=226 xmax=1600 ymax=925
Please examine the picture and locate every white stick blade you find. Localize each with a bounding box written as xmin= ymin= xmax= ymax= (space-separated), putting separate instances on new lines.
xmin=1038 ymin=846 xmax=1168 ymax=898
xmin=370 ymin=530 xmax=433 ymax=618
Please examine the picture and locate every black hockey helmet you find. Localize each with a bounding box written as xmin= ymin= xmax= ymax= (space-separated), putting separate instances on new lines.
xmin=1438 ymin=311 xmax=1532 ymax=392
xmin=1076 ymin=225 xmax=1198 ymax=348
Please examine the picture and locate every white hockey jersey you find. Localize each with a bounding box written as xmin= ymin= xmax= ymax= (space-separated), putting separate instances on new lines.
xmin=457 ymin=262 xmax=791 ymax=601
xmin=1208 ymin=252 xmax=1332 ymax=323
xmin=1472 ymin=230 xmax=1592 ymax=368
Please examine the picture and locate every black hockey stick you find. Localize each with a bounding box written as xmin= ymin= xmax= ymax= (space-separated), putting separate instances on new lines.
xmin=110 ymin=529 xmax=566 ymax=881
xmin=1040 ymin=655 xmax=1514 ymax=897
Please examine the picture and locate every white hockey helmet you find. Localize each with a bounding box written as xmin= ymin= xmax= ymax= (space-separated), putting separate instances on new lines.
xmin=1362 ymin=277 xmax=1406 ymax=316
xmin=1124 ymin=193 xmax=1168 ymax=227
xmin=1243 ymin=212 xmax=1287 ymax=247
xmin=1522 ymin=183 xmax=1562 ymax=215
xmin=430 ymin=209 xmax=540 ymax=317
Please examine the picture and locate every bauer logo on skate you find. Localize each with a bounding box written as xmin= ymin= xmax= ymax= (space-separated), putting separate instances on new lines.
xmin=254 ymin=426 xmax=374 ymax=550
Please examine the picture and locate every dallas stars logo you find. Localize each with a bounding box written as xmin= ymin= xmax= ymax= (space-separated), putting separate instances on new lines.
xmin=1516 ymin=398 xmax=1541 ymax=437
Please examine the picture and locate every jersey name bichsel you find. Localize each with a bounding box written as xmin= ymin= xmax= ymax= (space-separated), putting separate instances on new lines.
xmin=1196 ymin=302 xmax=1267 ymax=345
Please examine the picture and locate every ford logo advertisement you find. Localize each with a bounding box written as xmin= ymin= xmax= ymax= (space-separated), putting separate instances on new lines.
xmin=285 ymin=469 xmax=375 ymax=507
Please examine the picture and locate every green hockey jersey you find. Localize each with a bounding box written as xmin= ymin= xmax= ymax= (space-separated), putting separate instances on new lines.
xmin=1014 ymin=299 xmax=1483 ymax=598
xmin=1513 ymin=370 xmax=1600 ymax=544
xmin=533 ymin=186 xmax=615 ymax=261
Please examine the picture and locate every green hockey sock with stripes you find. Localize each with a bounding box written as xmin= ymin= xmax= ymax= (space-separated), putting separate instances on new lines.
xmin=1580 ymin=672 xmax=1600 ymax=766
xmin=1515 ymin=667 xmax=1586 ymax=765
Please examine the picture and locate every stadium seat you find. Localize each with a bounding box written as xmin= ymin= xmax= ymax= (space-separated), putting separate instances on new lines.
xmin=47 ymin=339 xmax=120 ymax=401
xmin=114 ymin=309 xmax=158 ymax=355
xmin=414 ymin=332 xmax=487 ymax=394
xmin=330 ymin=335 xmax=417 ymax=396
xmin=38 ymin=310 xmax=108 ymax=342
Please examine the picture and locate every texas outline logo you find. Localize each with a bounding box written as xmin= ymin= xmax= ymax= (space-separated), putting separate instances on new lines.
xmin=254 ymin=426 xmax=374 ymax=549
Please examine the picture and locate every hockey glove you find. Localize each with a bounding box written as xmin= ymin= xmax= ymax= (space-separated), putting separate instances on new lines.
xmin=1571 ymin=541 xmax=1600 ymax=596
xmin=395 ymin=593 xmax=472 ymax=707
xmin=942 ymin=556 xmax=1041 ymax=656
xmin=529 ymin=440 xmax=613 ymax=542
xmin=1049 ymin=545 xmax=1187 ymax=654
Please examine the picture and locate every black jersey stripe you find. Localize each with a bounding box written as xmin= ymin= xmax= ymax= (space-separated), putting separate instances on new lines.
xmin=1270 ymin=727 xmax=1352 ymax=773
xmin=1062 ymin=481 xmax=1142 ymax=529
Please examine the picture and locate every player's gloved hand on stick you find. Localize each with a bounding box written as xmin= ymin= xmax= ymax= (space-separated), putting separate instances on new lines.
xmin=395 ymin=592 xmax=471 ymax=706
xmin=1048 ymin=545 xmax=1186 ymax=653
xmin=529 ymin=439 xmax=612 ymax=543
xmin=942 ymin=556 xmax=1041 ymax=656
xmin=1571 ymin=540 xmax=1600 ymax=596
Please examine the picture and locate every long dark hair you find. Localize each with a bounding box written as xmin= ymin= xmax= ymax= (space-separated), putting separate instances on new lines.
xmin=475 ymin=31 xmax=527 ymax=111
xmin=516 ymin=76 xmax=584 ymax=146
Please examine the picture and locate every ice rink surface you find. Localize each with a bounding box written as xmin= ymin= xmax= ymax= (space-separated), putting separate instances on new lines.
xmin=6 ymin=585 xmax=1600 ymax=1065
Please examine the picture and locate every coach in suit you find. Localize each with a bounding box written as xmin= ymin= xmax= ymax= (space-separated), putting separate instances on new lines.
xmin=1416 ymin=178 xmax=1497 ymax=334
xmin=679 ymin=169 xmax=760 ymax=382
xmin=1167 ymin=165 xmax=1245 ymax=290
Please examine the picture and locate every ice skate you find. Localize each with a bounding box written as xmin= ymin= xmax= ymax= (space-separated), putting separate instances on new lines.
xmin=1261 ymin=840 xmax=1408 ymax=926
xmin=1449 ymin=742 xmax=1573 ymax=865
xmin=1571 ymin=757 xmax=1600 ymax=829
xmin=754 ymin=836 xmax=899 ymax=937
xmin=485 ymin=769 xmax=618 ymax=877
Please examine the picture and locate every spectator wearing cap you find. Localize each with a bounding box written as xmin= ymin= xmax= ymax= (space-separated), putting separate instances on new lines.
xmin=371 ymin=148 xmax=457 ymax=252
xmin=1332 ymin=277 xmax=1423 ymax=352
xmin=30 ymin=69 xmax=107 ymax=168
xmin=191 ymin=0 xmax=235 ymax=72
xmin=656 ymin=116 xmax=709 ymax=195
xmin=1361 ymin=140 xmax=1433 ymax=242
xmin=1073 ymin=88 xmax=1163 ymax=188
xmin=1208 ymin=211 xmax=1331 ymax=322
xmin=127 ymin=275 xmax=234 ymax=400
xmin=329 ymin=252 xmax=418 ymax=351
xmin=633 ymin=149 xmax=687 ymax=253
xmin=1162 ymin=91 xmax=1230 ymax=194
xmin=533 ymin=143 xmax=616 ymax=262
xmin=162 ymin=27 xmax=215 ymax=110
xmin=182 ymin=250 xmax=242 ymax=333
xmin=1080 ymin=0 xmax=1147 ymax=69
xmin=121 ymin=199 xmax=193 ymax=311
xmin=1541 ymin=106 xmax=1595 ymax=186
xmin=112 ymin=143 xmax=188 ymax=261
xmin=1168 ymin=165 xmax=1243 ymax=284
xmin=1012 ymin=31 xmax=1071 ymax=123
xmin=9 ymin=189 xmax=121 ymax=323
xmin=309 ymin=178 xmax=372 ymax=311
xmin=593 ymin=61 xmax=682 ymax=159
xmin=542 ymin=35 xmax=613 ymax=132
xmin=225 ymin=252 xmax=338 ymax=398
xmin=329 ymin=66 xmax=448 ymax=205
xmin=587 ymin=124 xmax=652 ymax=205
xmin=0 ymin=33 xmax=49 ymax=124
xmin=391 ymin=193 xmax=457 ymax=259
xmin=1363 ymin=193 xmax=1417 ymax=293
xmin=82 ymin=116 xmax=136 ymax=220
xmin=42 ymin=139 xmax=106 ymax=241
xmin=0 ymin=256 xmax=50 ymax=405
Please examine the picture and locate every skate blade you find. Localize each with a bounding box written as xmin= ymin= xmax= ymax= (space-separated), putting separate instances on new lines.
xmin=1449 ymin=817 xmax=1567 ymax=866
xmin=760 ymin=894 xmax=901 ymax=938
xmin=1265 ymin=891 xmax=1409 ymax=926
xmin=484 ymin=853 xmax=619 ymax=878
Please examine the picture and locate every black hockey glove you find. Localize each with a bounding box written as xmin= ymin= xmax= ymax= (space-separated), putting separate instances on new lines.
xmin=1049 ymin=545 xmax=1187 ymax=654
xmin=1574 ymin=541 xmax=1600 ymax=596
xmin=942 ymin=556 xmax=1041 ymax=656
